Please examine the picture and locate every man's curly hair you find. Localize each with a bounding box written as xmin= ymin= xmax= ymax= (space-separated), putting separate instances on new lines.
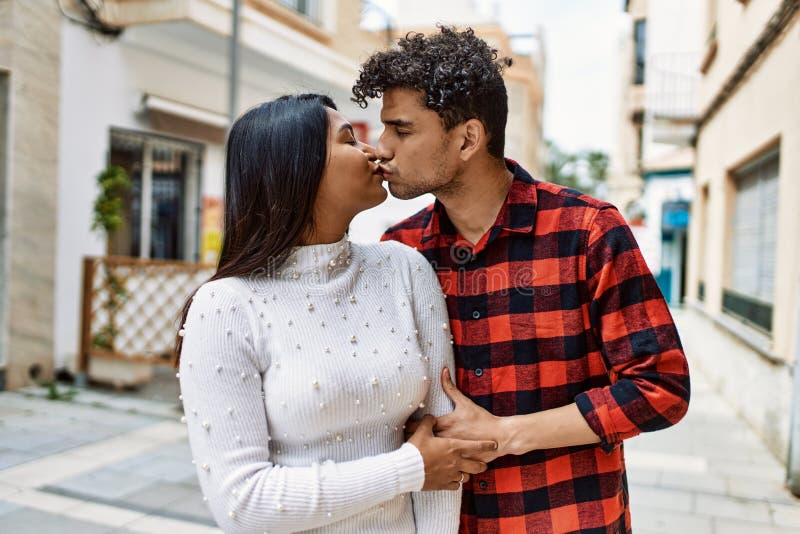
xmin=352 ymin=26 xmax=512 ymax=159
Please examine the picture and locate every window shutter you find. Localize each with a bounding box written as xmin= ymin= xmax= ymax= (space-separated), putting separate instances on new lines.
xmin=730 ymin=151 xmax=779 ymax=303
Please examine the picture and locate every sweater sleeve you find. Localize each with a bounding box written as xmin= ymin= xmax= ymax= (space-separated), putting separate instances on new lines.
xmin=574 ymin=206 xmax=691 ymax=453
xmin=178 ymin=280 xmax=425 ymax=534
xmin=404 ymin=252 xmax=461 ymax=534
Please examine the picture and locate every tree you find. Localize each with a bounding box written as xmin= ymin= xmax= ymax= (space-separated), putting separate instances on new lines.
xmin=543 ymin=140 xmax=608 ymax=198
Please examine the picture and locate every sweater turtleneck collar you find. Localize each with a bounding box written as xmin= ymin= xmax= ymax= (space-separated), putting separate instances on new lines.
xmin=277 ymin=233 xmax=353 ymax=282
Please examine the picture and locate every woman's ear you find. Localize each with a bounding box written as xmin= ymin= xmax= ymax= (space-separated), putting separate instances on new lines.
xmin=459 ymin=119 xmax=486 ymax=162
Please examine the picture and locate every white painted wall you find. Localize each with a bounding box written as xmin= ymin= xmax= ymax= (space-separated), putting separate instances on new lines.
xmin=55 ymin=21 xmax=148 ymax=370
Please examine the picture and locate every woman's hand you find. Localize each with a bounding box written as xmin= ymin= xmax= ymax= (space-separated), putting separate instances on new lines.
xmin=407 ymin=415 xmax=495 ymax=490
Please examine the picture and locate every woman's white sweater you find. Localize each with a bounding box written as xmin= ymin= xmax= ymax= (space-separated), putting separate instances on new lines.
xmin=178 ymin=235 xmax=460 ymax=533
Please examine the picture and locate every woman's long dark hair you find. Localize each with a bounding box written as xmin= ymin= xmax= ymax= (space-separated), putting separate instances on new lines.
xmin=173 ymin=94 xmax=336 ymax=364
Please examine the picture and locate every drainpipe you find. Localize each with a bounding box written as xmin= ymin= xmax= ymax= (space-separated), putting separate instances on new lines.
xmin=228 ymin=0 xmax=241 ymax=125
xmin=787 ymin=280 xmax=800 ymax=496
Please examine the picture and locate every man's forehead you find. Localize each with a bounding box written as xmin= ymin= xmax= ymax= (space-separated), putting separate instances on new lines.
xmin=380 ymin=88 xmax=431 ymax=122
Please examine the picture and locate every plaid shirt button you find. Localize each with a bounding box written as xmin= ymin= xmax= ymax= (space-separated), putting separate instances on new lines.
xmin=474 ymin=368 xmax=483 ymax=377
xmin=478 ymin=481 xmax=488 ymax=490
xmin=471 ymin=310 xmax=480 ymax=319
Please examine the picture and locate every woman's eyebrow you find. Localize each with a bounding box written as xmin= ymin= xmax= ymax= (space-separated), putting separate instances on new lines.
xmin=338 ymin=123 xmax=355 ymax=135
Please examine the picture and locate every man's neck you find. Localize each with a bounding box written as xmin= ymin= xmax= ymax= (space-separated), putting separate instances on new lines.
xmin=437 ymin=160 xmax=514 ymax=245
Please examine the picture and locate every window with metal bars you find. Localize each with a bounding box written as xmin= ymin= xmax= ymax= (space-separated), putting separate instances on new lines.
xmin=108 ymin=129 xmax=202 ymax=261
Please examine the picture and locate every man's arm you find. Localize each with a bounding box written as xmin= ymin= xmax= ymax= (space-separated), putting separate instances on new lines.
xmin=433 ymin=368 xmax=598 ymax=459
xmin=432 ymin=206 xmax=690 ymax=458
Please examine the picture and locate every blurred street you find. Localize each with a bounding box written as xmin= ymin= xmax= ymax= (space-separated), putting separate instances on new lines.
xmin=0 ymin=310 xmax=796 ymax=533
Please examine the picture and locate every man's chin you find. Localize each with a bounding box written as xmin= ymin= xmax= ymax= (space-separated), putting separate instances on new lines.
xmin=388 ymin=183 xmax=425 ymax=201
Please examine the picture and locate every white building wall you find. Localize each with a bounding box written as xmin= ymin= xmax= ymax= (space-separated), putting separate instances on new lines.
xmin=55 ymin=21 xmax=150 ymax=370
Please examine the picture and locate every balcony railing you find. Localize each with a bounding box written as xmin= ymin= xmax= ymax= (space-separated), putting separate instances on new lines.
xmin=646 ymin=52 xmax=701 ymax=121
xmin=79 ymin=256 xmax=214 ymax=372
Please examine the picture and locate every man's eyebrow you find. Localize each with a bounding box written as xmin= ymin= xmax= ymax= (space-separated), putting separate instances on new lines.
xmin=382 ymin=119 xmax=414 ymax=128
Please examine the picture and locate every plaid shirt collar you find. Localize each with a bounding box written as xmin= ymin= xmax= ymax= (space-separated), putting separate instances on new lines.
xmin=419 ymin=159 xmax=538 ymax=252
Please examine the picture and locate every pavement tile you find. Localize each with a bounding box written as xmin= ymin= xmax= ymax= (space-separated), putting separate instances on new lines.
xmin=51 ymin=466 xmax=159 ymax=501
xmin=0 ymin=482 xmax=21 ymax=500
xmin=770 ymin=502 xmax=800 ymax=529
xmin=712 ymin=518 xmax=800 ymax=534
xmin=707 ymin=458 xmax=786 ymax=482
xmin=121 ymin=513 xmax=221 ymax=533
xmin=165 ymin=492 xmax=216 ymax=523
xmin=694 ymin=493 xmax=772 ymax=522
xmin=0 ymin=448 xmax=41 ymax=470
xmin=65 ymin=500 xmax=146 ymax=528
xmin=726 ymin=476 xmax=798 ymax=505
xmin=2 ymin=488 xmax=82 ymax=513
xmin=0 ymin=506 xmax=113 ymax=534
xmin=625 ymin=467 xmax=662 ymax=486
xmin=628 ymin=484 xmax=694 ymax=513
xmin=110 ymin=453 xmax=196 ymax=483
xmin=0 ymin=451 xmax=98 ymax=488
xmin=0 ymin=498 xmax=21 ymax=517
xmin=630 ymin=505 xmax=713 ymax=534
xmin=0 ymin=428 xmax=61 ymax=451
xmin=119 ymin=481 xmax=199 ymax=512
xmin=658 ymin=471 xmax=727 ymax=494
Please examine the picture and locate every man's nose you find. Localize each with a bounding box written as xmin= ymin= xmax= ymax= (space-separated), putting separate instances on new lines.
xmin=375 ymin=134 xmax=393 ymax=162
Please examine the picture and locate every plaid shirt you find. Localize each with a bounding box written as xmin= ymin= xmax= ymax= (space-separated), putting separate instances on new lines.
xmin=382 ymin=161 xmax=690 ymax=534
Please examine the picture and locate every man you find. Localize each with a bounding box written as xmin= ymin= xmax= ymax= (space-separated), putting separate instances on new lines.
xmin=352 ymin=27 xmax=690 ymax=533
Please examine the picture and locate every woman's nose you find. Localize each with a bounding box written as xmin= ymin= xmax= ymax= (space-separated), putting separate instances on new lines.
xmin=360 ymin=142 xmax=379 ymax=161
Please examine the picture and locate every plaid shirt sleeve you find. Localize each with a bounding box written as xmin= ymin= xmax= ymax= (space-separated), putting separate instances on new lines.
xmin=574 ymin=206 xmax=691 ymax=453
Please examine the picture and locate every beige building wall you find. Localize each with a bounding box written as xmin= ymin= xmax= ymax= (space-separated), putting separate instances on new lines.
xmin=685 ymin=1 xmax=800 ymax=459
xmin=0 ymin=2 xmax=62 ymax=389
xmin=608 ymin=0 xmax=647 ymax=212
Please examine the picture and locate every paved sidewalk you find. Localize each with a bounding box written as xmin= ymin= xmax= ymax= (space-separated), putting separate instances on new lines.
xmin=0 ymin=363 xmax=798 ymax=533
xmin=625 ymin=363 xmax=800 ymax=533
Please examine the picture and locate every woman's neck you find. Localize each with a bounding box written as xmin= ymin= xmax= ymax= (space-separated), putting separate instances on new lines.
xmin=302 ymin=217 xmax=351 ymax=246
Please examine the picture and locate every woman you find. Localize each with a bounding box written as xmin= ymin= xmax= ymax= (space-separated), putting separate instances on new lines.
xmin=175 ymin=94 xmax=494 ymax=533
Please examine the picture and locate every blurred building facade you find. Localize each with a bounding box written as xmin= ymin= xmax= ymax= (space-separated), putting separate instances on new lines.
xmin=0 ymin=2 xmax=63 ymax=390
xmin=0 ymin=0 xmax=384 ymax=389
xmin=0 ymin=0 xmax=545 ymax=390
xmin=683 ymin=0 xmax=800 ymax=463
xmin=610 ymin=0 xmax=705 ymax=306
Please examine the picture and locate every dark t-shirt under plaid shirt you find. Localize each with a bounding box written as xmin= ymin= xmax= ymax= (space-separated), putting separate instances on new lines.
xmin=382 ymin=160 xmax=690 ymax=534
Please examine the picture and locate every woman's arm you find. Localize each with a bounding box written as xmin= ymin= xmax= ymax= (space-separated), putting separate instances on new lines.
xmin=404 ymin=253 xmax=462 ymax=534
xmin=179 ymin=281 xmax=424 ymax=534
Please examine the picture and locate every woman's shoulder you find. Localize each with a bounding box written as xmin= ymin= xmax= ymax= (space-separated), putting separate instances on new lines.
xmin=355 ymin=240 xmax=440 ymax=287
xmin=190 ymin=277 xmax=255 ymax=307
xmin=356 ymin=239 xmax=428 ymax=266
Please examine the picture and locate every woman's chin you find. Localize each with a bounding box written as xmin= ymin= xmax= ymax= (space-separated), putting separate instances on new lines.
xmin=365 ymin=187 xmax=389 ymax=211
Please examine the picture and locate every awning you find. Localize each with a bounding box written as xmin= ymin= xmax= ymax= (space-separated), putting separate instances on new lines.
xmin=141 ymin=94 xmax=228 ymax=144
